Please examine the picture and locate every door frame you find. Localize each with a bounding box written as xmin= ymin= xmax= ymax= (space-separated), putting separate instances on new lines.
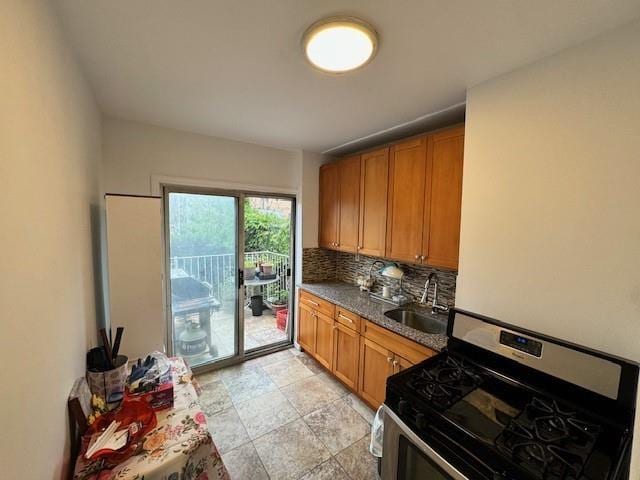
xmin=162 ymin=184 xmax=296 ymax=375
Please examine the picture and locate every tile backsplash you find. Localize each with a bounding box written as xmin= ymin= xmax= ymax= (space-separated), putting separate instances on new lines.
xmin=301 ymin=247 xmax=337 ymax=283
xmin=302 ymin=247 xmax=457 ymax=308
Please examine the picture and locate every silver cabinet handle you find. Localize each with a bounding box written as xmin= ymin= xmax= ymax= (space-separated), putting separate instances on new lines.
xmin=414 ymin=254 xmax=420 ymax=259
xmin=393 ymin=360 xmax=398 ymax=367
xmin=420 ymin=255 xmax=425 ymax=260
xmin=338 ymin=313 xmax=354 ymax=323
xmin=308 ymin=300 xmax=319 ymax=307
xmin=387 ymin=356 xmax=393 ymax=363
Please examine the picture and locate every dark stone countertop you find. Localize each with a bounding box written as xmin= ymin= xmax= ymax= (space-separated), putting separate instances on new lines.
xmin=297 ymin=281 xmax=449 ymax=352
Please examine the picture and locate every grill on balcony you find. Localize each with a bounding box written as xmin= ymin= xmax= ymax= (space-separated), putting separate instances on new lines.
xmin=170 ymin=251 xmax=289 ymax=302
xmin=169 ymin=251 xmax=290 ymax=358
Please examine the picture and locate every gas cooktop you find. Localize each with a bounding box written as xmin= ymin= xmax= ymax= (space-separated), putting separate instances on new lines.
xmin=384 ymin=309 xmax=638 ymax=480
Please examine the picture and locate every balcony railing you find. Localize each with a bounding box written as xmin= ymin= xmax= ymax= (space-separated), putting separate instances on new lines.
xmin=170 ymin=251 xmax=290 ymax=305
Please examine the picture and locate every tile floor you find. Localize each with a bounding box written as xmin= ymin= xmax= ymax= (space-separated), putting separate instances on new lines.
xmin=244 ymin=308 xmax=288 ymax=350
xmin=196 ymin=347 xmax=378 ymax=480
xmin=181 ymin=306 xmax=289 ymax=367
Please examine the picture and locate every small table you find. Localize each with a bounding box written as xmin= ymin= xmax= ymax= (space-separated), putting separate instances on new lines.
xmin=73 ymin=358 xmax=229 ymax=480
xmin=245 ymin=276 xmax=279 ymax=314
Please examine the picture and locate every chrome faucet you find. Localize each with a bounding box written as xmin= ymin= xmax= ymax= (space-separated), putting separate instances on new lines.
xmin=430 ymin=274 xmax=450 ymax=314
xmin=419 ymin=273 xmax=436 ymax=305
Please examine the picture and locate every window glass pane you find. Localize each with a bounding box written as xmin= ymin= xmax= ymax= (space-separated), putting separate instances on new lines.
xmin=168 ymin=192 xmax=237 ymax=367
xmin=243 ymin=196 xmax=293 ymax=351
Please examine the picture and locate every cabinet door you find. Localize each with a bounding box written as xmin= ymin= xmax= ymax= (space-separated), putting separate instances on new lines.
xmin=358 ymin=148 xmax=389 ymax=257
xmin=319 ymin=163 xmax=339 ymax=249
xmin=392 ymin=355 xmax=413 ymax=374
xmin=425 ymin=126 xmax=464 ymax=269
xmin=332 ymin=322 xmax=360 ymax=390
xmin=358 ymin=337 xmax=394 ymax=409
xmin=314 ymin=312 xmax=334 ymax=370
xmin=337 ymin=155 xmax=361 ymax=253
xmin=298 ymin=304 xmax=316 ymax=354
xmin=385 ymin=136 xmax=428 ymax=263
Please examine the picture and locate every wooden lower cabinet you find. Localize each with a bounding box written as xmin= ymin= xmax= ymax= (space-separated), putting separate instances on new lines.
xmin=298 ymin=304 xmax=316 ymax=353
xmin=357 ymin=340 xmax=419 ymax=409
xmin=314 ymin=311 xmax=334 ymax=370
xmin=392 ymin=354 xmax=413 ymax=374
xmin=297 ymin=290 xmax=436 ymax=410
xmin=358 ymin=337 xmax=394 ymax=408
xmin=333 ymin=322 xmax=360 ymax=390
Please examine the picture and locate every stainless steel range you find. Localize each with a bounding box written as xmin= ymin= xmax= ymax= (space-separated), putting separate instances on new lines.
xmin=381 ymin=309 xmax=638 ymax=480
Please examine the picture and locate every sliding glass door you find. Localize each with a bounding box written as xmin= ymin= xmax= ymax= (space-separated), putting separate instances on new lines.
xmin=165 ymin=188 xmax=294 ymax=369
xmin=166 ymin=191 xmax=239 ymax=368
xmin=243 ymin=195 xmax=293 ymax=352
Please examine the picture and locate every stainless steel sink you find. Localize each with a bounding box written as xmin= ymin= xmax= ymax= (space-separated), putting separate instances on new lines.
xmin=384 ymin=308 xmax=447 ymax=334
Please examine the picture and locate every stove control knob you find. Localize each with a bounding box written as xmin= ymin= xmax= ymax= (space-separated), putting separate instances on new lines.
xmin=397 ymin=399 xmax=408 ymax=415
xmin=415 ymin=413 xmax=426 ymax=429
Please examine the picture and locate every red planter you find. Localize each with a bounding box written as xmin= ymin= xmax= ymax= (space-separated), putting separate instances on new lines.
xmin=276 ymin=309 xmax=288 ymax=331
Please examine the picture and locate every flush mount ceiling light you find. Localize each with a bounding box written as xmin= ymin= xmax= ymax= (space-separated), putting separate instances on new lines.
xmin=302 ymin=16 xmax=378 ymax=73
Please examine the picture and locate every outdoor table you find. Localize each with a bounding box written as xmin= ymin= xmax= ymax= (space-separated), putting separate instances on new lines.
xmin=244 ymin=275 xmax=279 ymax=313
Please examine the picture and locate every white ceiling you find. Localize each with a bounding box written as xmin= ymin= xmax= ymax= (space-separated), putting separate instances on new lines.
xmin=53 ymin=1 xmax=640 ymax=153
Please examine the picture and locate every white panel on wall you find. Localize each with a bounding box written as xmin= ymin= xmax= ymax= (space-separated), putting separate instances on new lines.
xmin=106 ymin=195 xmax=165 ymax=360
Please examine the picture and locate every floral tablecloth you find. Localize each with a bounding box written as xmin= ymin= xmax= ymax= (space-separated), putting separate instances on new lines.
xmin=74 ymin=358 xmax=229 ymax=480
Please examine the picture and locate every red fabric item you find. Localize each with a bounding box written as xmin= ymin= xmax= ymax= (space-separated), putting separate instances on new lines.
xmin=85 ymin=399 xmax=157 ymax=464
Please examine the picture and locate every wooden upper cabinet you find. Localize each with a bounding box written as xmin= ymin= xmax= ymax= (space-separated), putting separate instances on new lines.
xmin=385 ymin=136 xmax=429 ymax=263
xmin=358 ymin=148 xmax=389 ymax=257
xmin=319 ymin=163 xmax=339 ymax=249
xmin=317 ymin=125 xmax=464 ymax=270
xmin=425 ymin=126 xmax=465 ymax=269
xmin=337 ymin=155 xmax=361 ymax=253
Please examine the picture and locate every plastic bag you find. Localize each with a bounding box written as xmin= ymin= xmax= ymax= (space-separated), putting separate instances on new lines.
xmin=127 ymin=351 xmax=171 ymax=393
xmin=370 ymin=406 xmax=385 ymax=457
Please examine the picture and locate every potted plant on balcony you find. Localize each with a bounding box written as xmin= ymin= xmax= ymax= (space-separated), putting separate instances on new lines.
xmin=267 ymin=289 xmax=288 ymax=315
xmin=244 ymin=261 xmax=256 ymax=281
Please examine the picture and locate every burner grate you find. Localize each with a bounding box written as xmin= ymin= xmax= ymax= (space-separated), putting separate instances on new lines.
xmin=405 ymin=356 xmax=484 ymax=410
xmin=496 ymin=397 xmax=601 ymax=480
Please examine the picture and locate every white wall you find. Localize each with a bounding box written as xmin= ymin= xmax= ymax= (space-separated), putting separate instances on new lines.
xmin=300 ymin=151 xmax=334 ymax=249
xmin=0 ymin=1 xmax=102 ymax=478
xmin=102 ymin=117 xmax=301 ymax=196
xmin=102 ymin=117 xmax=324 ymax=353
xmin=458 ymin=19 xmax=640 ymax=475
xmin=102 ymin=119 xmax=334 ymax=355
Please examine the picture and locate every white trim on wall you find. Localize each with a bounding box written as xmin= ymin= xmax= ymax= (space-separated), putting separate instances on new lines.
xmin=151 ymin=174 xmax=299 ymax=197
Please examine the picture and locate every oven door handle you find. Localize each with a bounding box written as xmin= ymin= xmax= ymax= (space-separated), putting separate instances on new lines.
xmin=382 ymin=405 xmax=507 ymax=480
xmin=383 ymin=406 xmax=471 ymax=480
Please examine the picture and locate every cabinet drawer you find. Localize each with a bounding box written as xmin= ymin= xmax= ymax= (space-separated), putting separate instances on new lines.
xmin=299 ymin=290 xmax=335 ymax=317
xmin=335 ymin=306 xmax=361 ymax=332
xmin=362 ymin=319 xmax=436 ymax=365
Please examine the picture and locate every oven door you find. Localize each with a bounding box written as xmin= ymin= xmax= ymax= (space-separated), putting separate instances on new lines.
xmin=381 ymin=405 xmax=472 ymax=480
